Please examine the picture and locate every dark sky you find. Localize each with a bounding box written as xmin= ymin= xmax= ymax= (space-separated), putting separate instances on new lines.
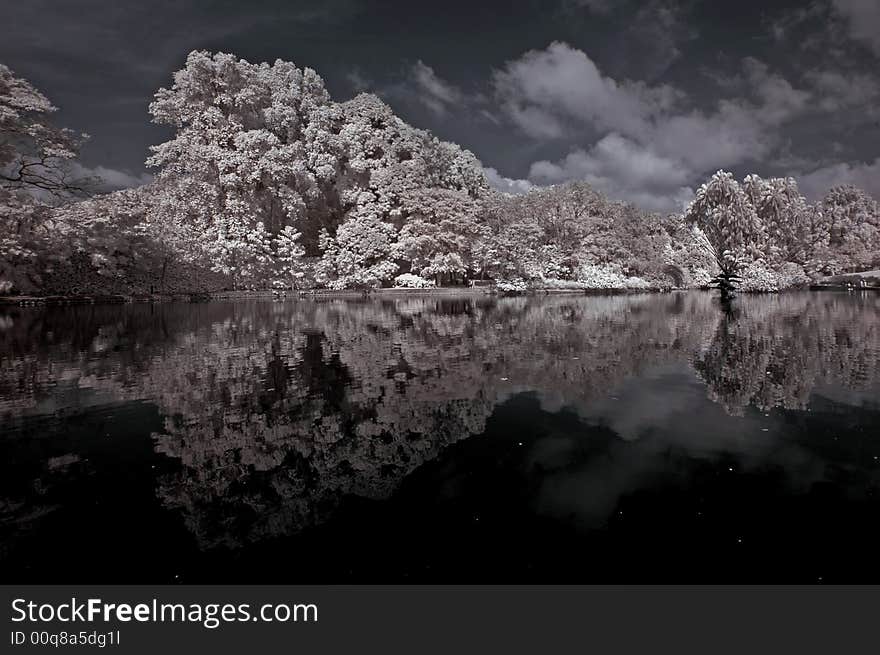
xmin=3 ymin=0 xmax=879 ymax=210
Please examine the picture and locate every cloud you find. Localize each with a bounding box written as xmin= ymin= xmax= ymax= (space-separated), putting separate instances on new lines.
xmin=493 ymin=43 xmax=812 ymax=211
xmin=766 ymin=3 xmax=827 ymax=43
xmin=494 ymin=43 xmax=809 ymax=159
xmin=409 ymin=60 xmax=464 ymax=116
xmin=802 ymin=68 xmax=880 ymax=111
xmin=649 ymin=104 xmax=766 ymax=172
xmin=528 ymin=134 xmax=694 ymax=212
xmin=830 ymin=0 xmax=880 ymax=56
xmin=478 ymin=109 xmax=502 ymax=126
xmin=381 ymin=59 xmax=482 ymax=121
xmin=529 ymin=133 xmax=690 ymax=188
xmin=796 ymin=158 xmax=880 ymax=200
xmin=564 ymin=0 xmax=615 ymax=13
xmin=626 ymin=1 xmax=698 ymax=79
xmin=499 ymin=104 xmax=567 ymax=139
xmin=492 ymin=41 xmax=681 ymax=140
xmin=741 ymin=57 xmax=811 ymax=125
xmin=71 ymin=163 xmax=153 ymax=192
xmin=647 ymin=62 xmax=809 ymax=173
xmin=346 ymin=68 xmax=372 ymax=93
xmin=562 ymin=1 xmax=697 ymax=79
xmin=484 ymin=167 xmax=534 ymax=195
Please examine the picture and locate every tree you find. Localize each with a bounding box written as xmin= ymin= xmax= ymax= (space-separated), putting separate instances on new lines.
xmin=0 ymin=192 xmax=53 ymax=292
xmin=742 ymin=174 xmax=819 ymax=266
xmin=316 ymin=93 xmax=488 ymax=288
xmin=661 ymin=214 xmax=717 ymax=287
xmin=815 ymin=185 xmax=880 ymax=273
xmin=272 ymin=225 xmax=306 ymax=290
xmin=1 ymin=65 xmax=92 ymax=292
xmin=147 ymin=56 xmax=491 ymax=291
xmin=136 ymin=178 xmax=212 ymax=291
xmin=684 ymin=171 xmax=768 ymax=288
xmin=0 ymin=64 xmax=91 ymax=198
xmin=314 ymin=214 xmax=398 ymax=290
xmin=478 ymin=180 xmax=676 ymax=286
xmin=393 ymin=188 xmax=484 ymax=285
xmin=51 ymin=187 xmax=151 ymax=279
xmin=147 ymin=51 xmax=339 ymax=288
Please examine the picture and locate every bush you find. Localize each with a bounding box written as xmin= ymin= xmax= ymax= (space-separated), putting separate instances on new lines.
xmin=737 ymin=261 xmax=811 ymax=292
xmin=496 ymin=277 xmax=529 ymax=293
xmin=576 ymin=263 xmax=650 ymax=289
xmin=686 ymin=266 xmax=714 ymax=287
xmin=738 ymin=260 xmax=779 ymax=292
xmin=776 ymin=262 xmax=812 ymax=289
xmin=537 ymin=278 xmax=590 ymax=290
xmin=393 ymin=273 xmax=436 ymax=289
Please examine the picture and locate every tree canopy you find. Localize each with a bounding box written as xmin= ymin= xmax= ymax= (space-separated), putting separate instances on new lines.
xmin=1 ymin=53 xmax=878 ymax=296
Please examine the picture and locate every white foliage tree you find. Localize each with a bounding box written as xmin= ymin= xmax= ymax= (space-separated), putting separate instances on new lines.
xmin=147 ymin=51 xmax=339 ymax=288
xmin=743 ymin=174 xmax=817 ymax=266
xmin=315 ymin=214 xmax=399 ymax=290
xmin=815 ymin=185 xmax=880 ymax=273
xmin=272 ymin=225 xmax=306 ymax=290
xmin=316 ymin=93 xmax=488 ymax=288
xmin=684 ymin=170 xmax=768 ymax=279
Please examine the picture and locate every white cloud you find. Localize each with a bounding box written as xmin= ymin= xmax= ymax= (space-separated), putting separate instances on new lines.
xmin=492 ymin=41 xmax=680 ymax=140
xmin=741 ymin=57 xmax=811 ymax=125
xmin=409 ymin=60 xmax=464 ymax=116
xmin=830 ymin=0 xmax=880 ymax=56
xmin=529 ymin=133 xmax=690 ymax=188
xmin=500 ymin=104 xmax=567 ymax=139
xmin=492 ymin=43 xmax=813 ymax=211
xmin=649 ymin=103 xmax=768 ymax=172
xmin=494 ymin=43 xmax=809 ymax=165
xmin=796 ymin=158 xmax=880 ymax=200
xmin=528 ymin=134 xmax=694 ymax=212
xmin=484 ymin=167 xmax=534 ymax=195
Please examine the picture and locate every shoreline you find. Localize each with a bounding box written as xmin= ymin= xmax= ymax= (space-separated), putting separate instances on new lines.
xmin=1 ymin=286 xmax=670 ymax=306
xmin=2 ymin=284 xmax=877 ymax=307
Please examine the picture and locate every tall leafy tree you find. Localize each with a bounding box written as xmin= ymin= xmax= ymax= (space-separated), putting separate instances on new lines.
xmin=147 ymin=51 xmax=337 ymax=288
xmin=684 ymin=171 xmax=767 ymax=279
xmin=816 ymin=185 xmax=880 ymax=273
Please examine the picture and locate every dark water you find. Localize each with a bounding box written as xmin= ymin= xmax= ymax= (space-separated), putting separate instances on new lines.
xmin=1 ymin=292 xmax=879 ymax=583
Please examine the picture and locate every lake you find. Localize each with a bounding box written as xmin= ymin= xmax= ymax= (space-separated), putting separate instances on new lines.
xmin=1 ymin=291 xmax=879 ymax=583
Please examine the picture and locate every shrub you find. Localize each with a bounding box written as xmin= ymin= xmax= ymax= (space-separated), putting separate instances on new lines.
xmin=537 ymin=278 xmax=589 ymax=290
xmin=576 ymin=263 xmax=650 ymax=289
xmin=496 ymin=277 xmax=528 ymax=293
xmin=776 ymin=262 xmax=812 ymax=289
xmin=738 ymin=260 xmax=779 ymax=292
xmin=393 ymin=273 xmax=436 ymax=289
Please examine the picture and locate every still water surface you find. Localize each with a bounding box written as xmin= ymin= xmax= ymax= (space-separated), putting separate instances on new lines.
xmin=1 ymin=292 xmax=879 ymax=582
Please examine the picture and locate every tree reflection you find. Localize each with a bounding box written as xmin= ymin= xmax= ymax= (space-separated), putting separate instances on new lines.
xmin=1 ymin=292 xmax=878 ymax=549
xmin=693 ymin=293 xmax=880 ymax=415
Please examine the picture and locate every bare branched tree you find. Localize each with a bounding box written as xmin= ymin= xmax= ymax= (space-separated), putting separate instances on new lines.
xmin=1 ymin=64 xmax=95 ymax=200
